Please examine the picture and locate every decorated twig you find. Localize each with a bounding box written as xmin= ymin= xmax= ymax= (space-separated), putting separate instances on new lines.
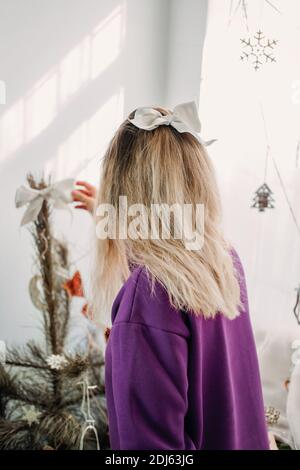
xmin=0 ymin=175 xmax=107 ymax=450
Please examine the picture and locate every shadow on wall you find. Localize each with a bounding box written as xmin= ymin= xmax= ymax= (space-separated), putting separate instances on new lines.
xmin=0 ymin=1 xmax=126 ymax=179
xmin=0 ymin=0 xmax=168 ymax=344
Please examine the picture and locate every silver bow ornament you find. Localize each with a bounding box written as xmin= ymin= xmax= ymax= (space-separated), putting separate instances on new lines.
xmin=129 ymin=101 xmax=216 ymax=146
xmin=15 ymin=178 xmax=75 ymax=226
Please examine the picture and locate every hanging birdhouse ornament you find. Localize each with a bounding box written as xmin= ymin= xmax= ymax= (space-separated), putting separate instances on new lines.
xmin=251 ymin=183 xmax=275 ymax=212
xmin=293 ymin=285 xmax=300 ymax=325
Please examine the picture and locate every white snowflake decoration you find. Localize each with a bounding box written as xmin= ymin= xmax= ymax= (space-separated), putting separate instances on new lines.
xmin=240 ymin=31 xmax=278 ymax=71
xmin=22 ymin=406 xmax=41 ymax=426
xmin=46 ymin=354 xmax=68 ymax=370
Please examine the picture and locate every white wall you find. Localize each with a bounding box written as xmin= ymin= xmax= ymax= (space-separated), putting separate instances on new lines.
xmin=0 ymin=0 xmax=172 ymax=345
xmin=7 ymin=0 xmax=286 ymax=349
xmin=199 ymin=0 xmax=300 ymax=339
xmin=165 ymin=0 xmax=208 ymax=107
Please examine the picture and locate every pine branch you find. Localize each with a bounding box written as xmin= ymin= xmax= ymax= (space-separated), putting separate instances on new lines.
xmin=0 ymin=365 xmax=50 ymax=409
xmin=36 ymin=412 xmax=81 ymax=449
xmin=0 ymin=419 xmax=32 ymax=450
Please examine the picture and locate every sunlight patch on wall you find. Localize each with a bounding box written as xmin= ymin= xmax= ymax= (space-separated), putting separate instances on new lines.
xmin=0 ymin=99 xmax=24 ymax=159
xmin=59 ymin=5 xmax=125 ymax=104
xmin=44 ymin=87 xmax=125 ymax=181
xmin=59 ymin=36 xmax=91 ymax=105
xmin=0 ymin=3 xmax=126 ymax=164
xmin=25 ymin=70 xmax=58 ymax=142
xmin=91 ymin=6 xmax=125 ymax=80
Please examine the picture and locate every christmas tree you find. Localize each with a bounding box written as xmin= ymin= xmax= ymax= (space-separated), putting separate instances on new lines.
xmin=0 ymin=175 xmax=108 ymax=450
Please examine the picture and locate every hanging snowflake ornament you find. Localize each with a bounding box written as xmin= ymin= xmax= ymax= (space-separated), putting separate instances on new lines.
xmin=22 ymin=406 xmax=41 ymax=426
xmin=46 ymin=354 xmax=68 ymax=370
xmin=240 ymin=31 xmax=278 ymax=71
xmin=293 ymin=286 xmax=300 ymax=325
xmin=251 ymin=183 xmax=275 ymax=212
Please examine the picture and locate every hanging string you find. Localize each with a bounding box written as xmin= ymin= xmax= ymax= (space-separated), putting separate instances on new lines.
xmin=271 ymin=155 xmax=300 ymax=238
xmin=228 ymin=0 xmax=249 ymax=31
xmin=260 ymin=103 xmax=300 ymax=239
xmin=260 ymin=102 xmax=271 ymax=183
xmin=263 ymin=145 xmax=271 ymax=183
xmin=258 ymin=0 xmax=283 ymax=24
xmin=264 ymin=0 xmax=282 ymax=15
xmin=241 ymin=0 xmax=250 ymax=32
xmin=227 ymin=0 xmax=240 ymax=29
xmin=228 ymin=0 xmax=234 ymax=27
xmin=228 ymin=0 xmax=282 ymax=30
xmin=296 ymin=140 xmax=300 ymax=167
xmin=259 ymin=0 xmax=265 ymax=31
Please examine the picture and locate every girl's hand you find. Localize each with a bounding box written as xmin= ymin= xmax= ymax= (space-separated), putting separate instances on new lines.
xmin=72 ymin=181 xmax=97 ymax=214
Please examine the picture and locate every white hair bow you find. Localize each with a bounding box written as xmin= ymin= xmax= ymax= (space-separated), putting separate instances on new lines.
xmin=15 ymin=178 xmax=75 ymax=226
xmin=128 ymin=101 xmax=216 ymax=146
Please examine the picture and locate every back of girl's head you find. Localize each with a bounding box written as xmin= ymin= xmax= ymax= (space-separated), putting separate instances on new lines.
xmin=93 ymin=106 xmax=240 ymax=321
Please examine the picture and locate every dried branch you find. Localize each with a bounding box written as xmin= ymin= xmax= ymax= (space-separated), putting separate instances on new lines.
xmin=0 ymin=175 xmax=108 ymax=449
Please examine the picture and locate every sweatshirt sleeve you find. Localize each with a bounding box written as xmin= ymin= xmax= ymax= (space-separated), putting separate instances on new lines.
xmin=105 ymin=320 xmax=190 ymax=450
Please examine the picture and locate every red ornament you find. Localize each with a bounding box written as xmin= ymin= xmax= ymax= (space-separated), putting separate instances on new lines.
xmin=63 ymin=271 xmax=84 ymax=297
xmin=81 ymin=303 xmax=89 ymax=317
xmin=104 ymin=327 xmax=111 ymax=343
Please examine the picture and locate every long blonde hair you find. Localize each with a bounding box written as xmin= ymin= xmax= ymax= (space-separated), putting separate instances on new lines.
xmin=92 ymin=107 xmax=240 ymax=321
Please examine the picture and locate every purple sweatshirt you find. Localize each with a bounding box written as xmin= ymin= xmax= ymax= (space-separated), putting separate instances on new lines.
xmin=105 ymin=250 xmax=269 ymax=450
